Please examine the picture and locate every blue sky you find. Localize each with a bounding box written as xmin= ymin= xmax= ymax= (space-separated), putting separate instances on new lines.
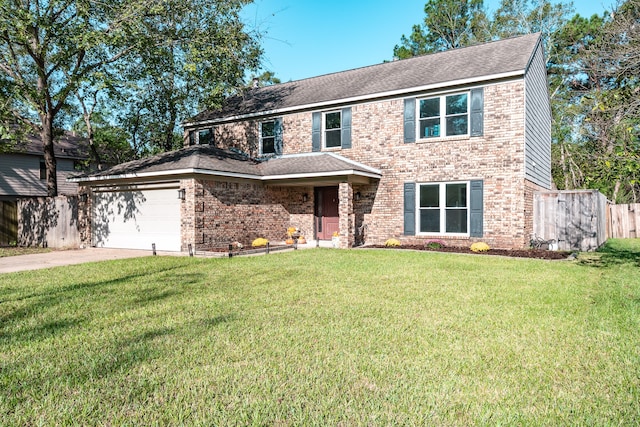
xmin=242 ymin=0 xmax=611 ymax=82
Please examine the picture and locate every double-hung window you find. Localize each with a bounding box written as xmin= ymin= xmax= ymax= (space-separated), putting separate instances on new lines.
xmin=418 ymin=92 xmax=469 ymax=139
xmin=260 ymin=120 xmax=276 ymax=155
xmin=418 ymin=182 xmax=469 ymax=235
xmin=324 ymin=111 xmax=342 ymax=148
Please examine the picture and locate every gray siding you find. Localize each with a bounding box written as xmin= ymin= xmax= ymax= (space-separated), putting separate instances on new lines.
xmin=0 ymin=153 xmax=79 ymax=198
xmin=524 ymin=43 xmax=552 ymax=189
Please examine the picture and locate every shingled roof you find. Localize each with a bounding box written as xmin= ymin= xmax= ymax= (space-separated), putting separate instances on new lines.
xmin=71 ymin=145 xmax=382 ymax=183
xmin=6 ymin=131 xmax=90 ymax=159
xmin=187 ymin=33 xmax=542 ymax=125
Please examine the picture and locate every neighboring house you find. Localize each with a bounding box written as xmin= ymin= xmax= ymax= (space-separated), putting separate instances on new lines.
xmin=0 ymin=132 xmax=90 ymax=245
xmin=72 ymin=33 xmax=551 ymax=252
xmin=0 ymin=131 xmax=90 ymax=200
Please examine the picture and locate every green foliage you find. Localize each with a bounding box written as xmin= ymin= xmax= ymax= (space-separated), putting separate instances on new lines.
xmin=1 ymin=243 xmax=640 ymax=424
xmin=394 ymin=0 xmax=490 ymax=58
xmin=425 ymin=239 xmax=446 ymax=249
xmin=0 ymin=0 xmax=262 ymax=190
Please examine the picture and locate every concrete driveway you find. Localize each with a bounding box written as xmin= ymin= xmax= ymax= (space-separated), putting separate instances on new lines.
xmin=0 ymin=248 xmax=178 ymax=274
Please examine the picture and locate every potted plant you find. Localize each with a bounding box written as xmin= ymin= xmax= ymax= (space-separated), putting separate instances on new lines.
xmin=286 ymin=227 xmax=298 ymax=244
xmin=331 ymin=231 xmax=340 ymax=248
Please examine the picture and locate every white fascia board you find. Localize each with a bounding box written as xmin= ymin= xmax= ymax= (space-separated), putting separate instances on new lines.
xmin=70 ymin=167 xmax=381 ymax=185
xmin=183 ymin=70 xmax=525 ymax=128
xmin=69 ymin=168 xmax=263 ymax=184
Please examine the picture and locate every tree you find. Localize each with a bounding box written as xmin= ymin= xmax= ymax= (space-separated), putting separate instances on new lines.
xmin=0 ymin=0 xmax=261 ymax=196
xmin=492 ymin=0 xmax=574 ymax=65
xmin=393 ymin=0 xmax=490 ymax=58
xmin=116 ymin=0 xmax=261 ymax=156
xmin=0 ymin=0 xmax=147 ymax=195
xmin=547 ymin=13 xmax=607 ymax=191
xmin=581 ymin=0 xmax=640 ymax=202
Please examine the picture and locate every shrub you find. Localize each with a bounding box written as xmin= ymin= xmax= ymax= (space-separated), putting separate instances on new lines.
xmin=425 ymin=239 xmax=446 ymax=249
xmin=470 ymin=242 xmax=490 ymax=252
xmin=384 ymin=238 xmax=401 ymax=247
xmin=251 ymin=238 xmax=269 ymax=247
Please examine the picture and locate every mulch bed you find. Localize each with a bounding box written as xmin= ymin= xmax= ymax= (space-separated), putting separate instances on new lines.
xmin=364 ymin=245 xmax=573 ymax=260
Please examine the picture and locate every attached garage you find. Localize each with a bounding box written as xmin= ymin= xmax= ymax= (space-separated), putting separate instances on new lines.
xmin=92 ymin=185 xmax=181 ymax=251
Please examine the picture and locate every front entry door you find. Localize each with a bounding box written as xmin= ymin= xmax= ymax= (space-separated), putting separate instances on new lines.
xmin=316 ymin=187 xmax=339 ymax=240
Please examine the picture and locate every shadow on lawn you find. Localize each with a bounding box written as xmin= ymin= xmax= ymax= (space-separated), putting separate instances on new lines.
xmin=578 ymin=241 xmax=640 ymax=268
xmin=0 ymin=264 xmax=191 ymax=343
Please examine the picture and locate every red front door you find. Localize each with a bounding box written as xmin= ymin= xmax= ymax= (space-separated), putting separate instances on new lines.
xmin=316 ymin=187 xmax=339 ymax=240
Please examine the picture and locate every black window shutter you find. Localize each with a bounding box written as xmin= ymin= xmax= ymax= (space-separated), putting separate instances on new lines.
xmin=210 ymin=127 xmax=215 ymax=146
xmin=470 ymin=180 xmax=484 ymax=237
xmin=312 ymin=112 xmax=321 ymax=152
xmin=403 ymin=98 xmax=416 ymax=143
xmin=404 ymin=182 xmax=416 ymax=235
xmin=341 ymin=107 xmax=352 ymax=149
xmin=274 ymin=118 xmax=283 ymax=155
xmin=470 ymin=87 xmax=484 ymax=137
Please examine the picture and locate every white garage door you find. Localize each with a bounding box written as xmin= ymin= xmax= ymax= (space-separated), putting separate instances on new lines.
xmin=92 ymin=187 xmax=181 ymax=251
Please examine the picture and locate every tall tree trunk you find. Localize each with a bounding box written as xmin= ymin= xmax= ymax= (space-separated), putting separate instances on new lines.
xmin=41 ymin=113 xmax=58 ymax=197
xmin=77 ymin=92 xmax=103 ymax=170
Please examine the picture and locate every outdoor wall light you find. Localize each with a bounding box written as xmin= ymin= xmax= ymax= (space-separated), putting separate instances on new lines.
xmin=79 ymin=193 xmax=88 ymax=203
xmin=178 ymin=188 xmax=186 ymax=200
xmin=355 ymin=192 xmax=361 ymax=201
xmin=302 ymin=193 xmax=308 ymax=203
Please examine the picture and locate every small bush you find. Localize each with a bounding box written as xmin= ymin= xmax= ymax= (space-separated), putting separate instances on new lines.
xmin=384 ymin=238 xmax=401 ymax=247
xmin=425 ymin=239 xmax=446 ymax=249
xmin=251 ymin=238 xmax=269 ymax=247
xmin=470 ymin=242 xmax=490 ymax=252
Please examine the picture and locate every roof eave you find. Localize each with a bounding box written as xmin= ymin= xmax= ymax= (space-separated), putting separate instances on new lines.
xmin=69 ymin=167 xmax=382 ymax=185
xmin=183 ymin=70 xmax=525 ymax=128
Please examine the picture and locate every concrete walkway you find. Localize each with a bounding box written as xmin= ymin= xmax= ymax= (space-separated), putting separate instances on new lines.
xmin=0 ymin=248 xmax=175 ymax=274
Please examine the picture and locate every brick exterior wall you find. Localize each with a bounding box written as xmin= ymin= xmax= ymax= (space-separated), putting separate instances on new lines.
xmin=180 ymin=178 xmax=314 ymax=250
xmin=183 ymin=79 xmax=545 ymax=249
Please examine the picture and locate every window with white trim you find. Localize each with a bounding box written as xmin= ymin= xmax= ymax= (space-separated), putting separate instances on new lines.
xmin=259 ymin=120 xmax=276 ymax=154
xmin=418 ymin=182 xmax=469 ymax=235
xmin=418 ymin=92 xmax=469 ymax=139
xmin=324 ymin=111 xmax=341 ymax=148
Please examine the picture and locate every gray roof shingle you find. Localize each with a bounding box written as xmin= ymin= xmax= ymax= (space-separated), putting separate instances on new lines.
xmin=187 ymin=33 xmax=541 ymax=124
xmin=72 ymin=145 xmax=381 ymax=183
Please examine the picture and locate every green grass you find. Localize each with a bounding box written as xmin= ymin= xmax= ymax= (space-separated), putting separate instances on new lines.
xmin=0 ymin=247 xmax=51 ymax=257
xmin=1 ymin=240 xmax=639 ymax=425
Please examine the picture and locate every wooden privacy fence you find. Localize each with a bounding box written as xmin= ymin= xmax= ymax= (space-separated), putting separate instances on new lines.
xmin=608 ymin=203 xmax=640 ymax=238
xmin=0 ymin=201 xmax=18 ymax=246
xmin=18 ymin=196 xmax=81 ymax=248
xmin=533 ymin=190 xmax=608 ymax=252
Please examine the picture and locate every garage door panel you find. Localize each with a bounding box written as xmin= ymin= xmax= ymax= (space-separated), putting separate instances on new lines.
xmin=93 ymin=188 xmax=180 ymax=251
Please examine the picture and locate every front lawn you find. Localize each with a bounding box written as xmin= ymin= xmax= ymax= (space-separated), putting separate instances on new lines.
xmin=1 ymin=240 xmax=639 ymax=425
xmin=0 ymin=247 xmax=51 ymax=257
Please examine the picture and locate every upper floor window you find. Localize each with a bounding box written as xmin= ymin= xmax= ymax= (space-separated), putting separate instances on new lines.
xmin=418 ymin=181 xmax=468 ymax=235
xmin=198 ymin=128 xmax=214 ymax=145
xmin=312 ymin=108 xmax=350 ymax=152
xmin=324 ymin=111 xmax=342 ymax=148
xmin=418 ymin=92 xmax=468 ymax=139
xmin=260 ymin=120 xmax=276 ymax=155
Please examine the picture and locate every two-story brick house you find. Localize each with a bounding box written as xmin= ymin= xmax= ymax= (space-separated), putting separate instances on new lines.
xmin=74 ymin=33 xmax=551 ymax=251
